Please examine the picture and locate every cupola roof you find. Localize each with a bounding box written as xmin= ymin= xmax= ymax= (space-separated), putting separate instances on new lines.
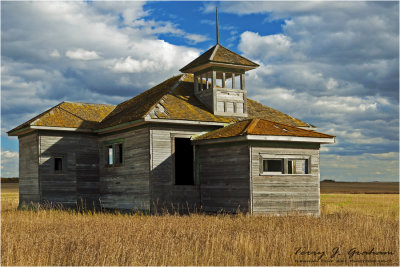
xmin=179 ymin=44 xmax=259 ymax=73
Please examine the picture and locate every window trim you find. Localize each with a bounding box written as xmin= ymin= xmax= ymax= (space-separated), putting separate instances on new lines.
xmin=259 ymin=154 xmax=311 ymax=175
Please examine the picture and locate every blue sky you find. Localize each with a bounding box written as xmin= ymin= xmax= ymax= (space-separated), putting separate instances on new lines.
xmin=1 ymin=1 xmax=399 ymax=181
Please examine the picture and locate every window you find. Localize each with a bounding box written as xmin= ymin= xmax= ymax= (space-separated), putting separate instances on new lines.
xmin=174 ymin=138 xmax=194 ymax=185
xmin=260 ymin=154 xmax=310 ymax=175
xmin=263 ymin=159 xmax=283 ymax=173
xmin=54 ymin=157 xmax=63 ymax=171
xmin=105 ymin=142 xmax=123 ymax=167
xmin=288 ymin=159 xmax=309 ymax=174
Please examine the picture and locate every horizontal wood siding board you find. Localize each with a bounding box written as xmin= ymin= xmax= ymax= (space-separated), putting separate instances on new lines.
xmin=252 ymin=186 xmax=319 ymax=193
xmin=251 ymin=145 xmax=320 ymax=215
xmin=39 ymin=132 xmax=99 ymax=206
xmin=252 ymin=202 xmax=319 ymax=210
xmin=99 ymin=127 xmax=150 ymax=211
xmin=199 ymin=142 xmax=250 ymax=213
xmin=252 ymin=176 xmax=318 ymax=183
xmin=150 ymin=126 xmax=217 ymax=213
xmin=253 ymin=194 xmax=319 ymax=201
xmin=253 ymin=210 xmax=319 ymax=215
xmin=18 ymin=132 xmax=40 ymax=205
xmin=249 ymin=141 xmax=320 ymax=149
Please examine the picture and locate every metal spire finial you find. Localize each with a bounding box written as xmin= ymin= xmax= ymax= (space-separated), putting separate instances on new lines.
xmin=216 ymin=7 xmax=219 ymax=44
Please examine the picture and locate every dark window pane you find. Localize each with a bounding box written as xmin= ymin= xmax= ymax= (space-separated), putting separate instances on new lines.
xmin=263 ymin=159 xmax=283 ymax=173
xmin=288 ymin=160 xmax=293 ymax=174
xmin=119 ymin=144 xmax=123 ymax=164
xmin=115 ymin=143 xmax=123 ymax=164
xmin=305 ymin=159 xmax=309 ymax=174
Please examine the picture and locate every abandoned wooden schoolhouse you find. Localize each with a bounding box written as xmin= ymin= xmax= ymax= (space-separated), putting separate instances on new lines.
xmin=8 ymin=12 xmax=335 ymax=215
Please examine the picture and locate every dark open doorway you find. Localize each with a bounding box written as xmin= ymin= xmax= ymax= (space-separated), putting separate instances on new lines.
xmin=174 ymin=138 xmax=194 ymax=185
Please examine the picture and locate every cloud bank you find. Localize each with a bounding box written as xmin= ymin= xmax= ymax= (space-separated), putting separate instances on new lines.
xmin=214 ymin=1 xmax=399 ymax=181
xmin=1 ymin=1 xmax=399 ymax=181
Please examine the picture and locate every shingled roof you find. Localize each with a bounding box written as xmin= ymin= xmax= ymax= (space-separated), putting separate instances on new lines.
xmin=98 ymin=75 xmax=184 ymax=129
xmin=8 ymin=102 xmax=115 ymax=134
xmin=194 ymin=118 xmax=334 ymax=141
xmin=9 ymin=74 xmax=313 ymax=135
xmin=98 ymin=74 xmax=312 ymax=130
xmin=180 ymin=44 xmax=259 ymax=72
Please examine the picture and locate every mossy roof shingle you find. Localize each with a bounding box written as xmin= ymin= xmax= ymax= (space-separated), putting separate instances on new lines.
xmin=98 ymin=74 xmax=312 ymax=129
xmin=9 ymin=74 xmax=313 ymax=134
xmin=8 ymin=102 xmax=115 ymax=133
xmin=194 ymin=118 xmax=334 ymax=141
xmin=98 ymin=75 xmax=183 ymax=129
xmin=180 ymin=44 xmax=259 ymax=72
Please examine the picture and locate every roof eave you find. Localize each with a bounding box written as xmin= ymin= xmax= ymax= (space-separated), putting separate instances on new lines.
xmin=246 ymin=135 xmax=335 ymax=143
xmin=193 ymin=134 xmax=336 ymax=145
xmin=180 ymin=61 xmax=258 ymax=74
xmin=145 ymin=118 xmax=227 ymax=126
xmin=96 ymin=117 xmax=228 ymax=135
xmin=7 ymin=126 xmax=34 ymax=136
xmin=95 ymin=119 xmax=147 ymax=134
xmin=8 ymin=125 xmax=94 ymax=136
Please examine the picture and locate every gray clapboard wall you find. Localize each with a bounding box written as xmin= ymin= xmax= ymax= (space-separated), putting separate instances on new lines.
xmin=18 ymin=132 xmax=40 ymax=205
xmin=250 ymin=142 xmax=320 ymax=215
xmin=38 ymin=131 xmax=99 ymax=207
xmin=98 ymin=127 xmax=150 ymax=211
xmin=150 ymin=125 xmax=216 ymax=213
xmin=198 ymin=142 xmax=250 ymax=213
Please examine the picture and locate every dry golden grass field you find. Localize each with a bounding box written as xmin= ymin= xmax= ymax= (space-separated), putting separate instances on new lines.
xmin=1 ymin=183 xmax=399 ymax=266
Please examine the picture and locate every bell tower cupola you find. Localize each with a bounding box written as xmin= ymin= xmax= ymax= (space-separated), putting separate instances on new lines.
xmin=179 ymin=8 xmax=259 ymax=117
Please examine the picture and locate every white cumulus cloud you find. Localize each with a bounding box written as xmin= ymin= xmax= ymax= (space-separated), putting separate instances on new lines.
xmin=66 ymin=48 xmax=100 ymax=60
xmin=0 ymin=150 xmax=19 ymax=177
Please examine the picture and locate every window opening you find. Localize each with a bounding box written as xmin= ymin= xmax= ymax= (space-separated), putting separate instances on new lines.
xmin=54 ymin=157 xmax=63 ymax=171
xmin=288 ymin=159 xmax=309 ymax=174
xmin=263 ymin=159 xmax=283 ymax=173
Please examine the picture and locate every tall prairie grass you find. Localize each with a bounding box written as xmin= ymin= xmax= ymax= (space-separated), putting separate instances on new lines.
xmin=1 ymin=187 xmax=398 ymax=266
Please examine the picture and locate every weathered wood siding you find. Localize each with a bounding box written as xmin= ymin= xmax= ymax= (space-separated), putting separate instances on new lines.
xmin=18 ymin=132 xmax=40 ymax=205
xmin=99 ymin=127 xmax=150 ymax=211
xmin=150 ymin=125 xmax=216 ymax=213
xmin=251 ymin=142 xmax=320 ymax=215
xmin=38 ymin=131 xmax=99 ymax=207
xmin=198 ymin=143 xmax=250 ymax=213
